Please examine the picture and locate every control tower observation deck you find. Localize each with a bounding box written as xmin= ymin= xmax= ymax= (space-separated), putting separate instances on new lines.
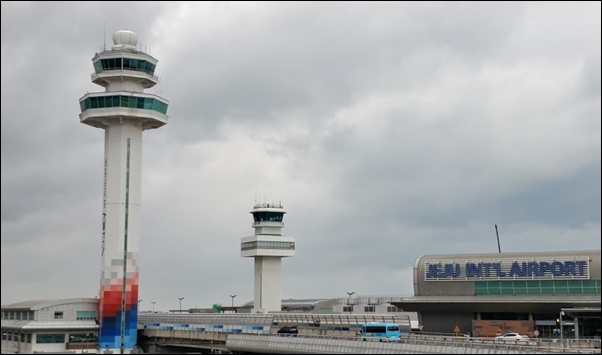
xmin=241 ymin=203 xmax=296 ymax=313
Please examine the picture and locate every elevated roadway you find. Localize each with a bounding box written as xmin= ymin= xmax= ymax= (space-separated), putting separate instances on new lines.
xmin=137 ymin=313 xmax=600 ymax=354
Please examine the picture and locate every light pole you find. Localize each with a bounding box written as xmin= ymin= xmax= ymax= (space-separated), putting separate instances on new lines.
xmin=230 ymin=294 xmax=237 ymax=310
xmin=151 ymin=301 xmax=156 ymax=312
xmin=13 ymin=333 xmax=22 ymax=354
xmin=346 ymin=291 xmax=355 ymax=314
xmin=3 ymin=333 xmax=21 ymax=353
xmin=178 ymin=297 xmax=185 ymax=312
xmin=559 ymin=310 xmax=565 ymax=349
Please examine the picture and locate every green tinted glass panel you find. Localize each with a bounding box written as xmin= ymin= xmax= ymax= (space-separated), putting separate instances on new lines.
xmin=555 ymin=281 xmax=568 ymax=295
xmin=474 ymin=288 xmax=487 ymax=295
xmin=476 ymin=280 xmax=601 ymax=296
xmin=76 ymin=311 xmax=97 ymax=320
xmin=514 ymin=286 xmax=528 ymax=294
xmin=526 ymin=280 xmax=540 ymax=288
xmin=93 ymin=57 xmax=156 ymax=75
xmin=568 ymin=281 xmax=584 ymax=294
xmin=80 ymin=95 xmax=168 ymax=115
xmin=36 ymin=334 xmax=65 ymax=344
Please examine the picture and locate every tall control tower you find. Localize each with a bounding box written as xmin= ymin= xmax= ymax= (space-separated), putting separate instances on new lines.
xmin=241 ymin=202 xmax=296 ymax=313
xmin=78 ymin=30 xmax=169 ymax=352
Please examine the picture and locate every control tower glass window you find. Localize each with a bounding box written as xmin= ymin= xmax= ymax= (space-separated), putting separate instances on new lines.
xmin=93 ymin=58 xmax=156 ymax=76
xmin=80 ymin=95 xmax=168 ymax=115
xmin=252 ymin=212 xmax=284 ymax=222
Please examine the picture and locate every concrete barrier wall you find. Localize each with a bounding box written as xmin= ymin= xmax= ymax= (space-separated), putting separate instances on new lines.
xmin=225 ymin=334 xmax=558 ymax=354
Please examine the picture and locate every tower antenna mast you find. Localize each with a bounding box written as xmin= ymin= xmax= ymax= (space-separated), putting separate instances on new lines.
xmin=495 ymin=224 xmax=502 ymax=253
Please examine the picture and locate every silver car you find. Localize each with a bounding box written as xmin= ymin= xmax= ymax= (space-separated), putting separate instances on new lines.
xmin=495 ymin=333 xmax=529 ymax=342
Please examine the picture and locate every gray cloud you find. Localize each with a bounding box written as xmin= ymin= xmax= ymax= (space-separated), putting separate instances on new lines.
xmin=1 ymin=1 xmax=600 ymax=311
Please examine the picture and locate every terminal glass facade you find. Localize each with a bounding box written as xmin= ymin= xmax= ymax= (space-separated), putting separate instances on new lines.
xmin=474 ymin=280 xmax=601 ymax=295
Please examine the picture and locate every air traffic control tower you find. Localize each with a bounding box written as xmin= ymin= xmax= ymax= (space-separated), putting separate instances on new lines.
xmin=241 ymin=203 xmax=296 ymax=313
xmin=79 ymin=30 xmax=169 ymax=352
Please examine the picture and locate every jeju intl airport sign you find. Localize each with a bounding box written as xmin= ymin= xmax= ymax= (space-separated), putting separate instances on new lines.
xmin=424 ymin=257 xmax=590 ymax=281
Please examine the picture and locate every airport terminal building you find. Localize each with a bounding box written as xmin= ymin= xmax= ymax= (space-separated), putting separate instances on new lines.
xmin=1 ymin=298 xmax=99 ymax=354
xmin=391 ymin=250 xmax=601 ymax=338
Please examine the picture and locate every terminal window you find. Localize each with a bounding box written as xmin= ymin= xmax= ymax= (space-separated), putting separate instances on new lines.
xmin=36 ymin=334 xmax=65 ymax=344
xmin=76 ymin=311 xmax=98 ymax=320
xmin=387 ymin=306 xmax=402 ymax=312
xmin=474 ymin=280 xmax=600 ymax=295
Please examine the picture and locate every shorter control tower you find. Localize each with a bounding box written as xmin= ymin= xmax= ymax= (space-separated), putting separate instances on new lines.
xmin=241 ymin=202 xmax=295 ymax=313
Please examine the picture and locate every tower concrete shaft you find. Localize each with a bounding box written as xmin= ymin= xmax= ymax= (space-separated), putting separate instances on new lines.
xmin=241 ymin=203 xmax=295 ymax=313
xmin=79 ymin=30 xmax=169 ymax=352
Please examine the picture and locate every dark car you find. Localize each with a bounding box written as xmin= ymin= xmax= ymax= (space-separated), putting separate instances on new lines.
xmin=277 ymin=326 xmax=299 ymax=336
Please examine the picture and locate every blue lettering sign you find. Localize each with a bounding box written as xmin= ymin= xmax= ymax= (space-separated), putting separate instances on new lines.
xmin=483 ymin=263 xmax=492 ymax=277
xmin=551 ymin=261 xmax=564 ymax=276
xmin=527 ymin=262 xmax=540 ymax=277
xmin=494 ymin=262 xmax=506 ymax=277
xmin=466 ymin=262 xmax=481 ymax=277
xmin=576 ymin=261 xmax=587 ymax=275
xmin=540 ymin=262 xmax=551 ymax=275
xmin=439 ymin=263 xmax=460 ymax=278
xmin=564 ymin=261 xmax=576 ymax=276
xmin=427 ymin=259 xmax=588 ymax=280
xmin=427 ymin=264 xmax=440 ymax=278
xmin=510 ymin=262 xmax=525 ymax=277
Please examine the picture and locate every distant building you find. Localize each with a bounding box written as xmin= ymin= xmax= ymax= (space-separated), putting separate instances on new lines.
xmin=1 ymin=298 xmax=99 ymax=354
xmin=236 ymin=297 xmax=420 ymax=330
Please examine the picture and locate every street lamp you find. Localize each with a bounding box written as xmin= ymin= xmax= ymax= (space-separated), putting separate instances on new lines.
xmin=346 ymin=291 xmax=355 ymax=314
xmin=5 ymin=333 xmax=23 ymax=353
xmin=560 ymin=310 xmax=565 ymax=349
xmin=151 ymin=301 xmax=157 ymax=312
xmin=230 ymin=294 xmax=237 ymax=309
xmin=178 ymin=297 xmax=185 ymax=312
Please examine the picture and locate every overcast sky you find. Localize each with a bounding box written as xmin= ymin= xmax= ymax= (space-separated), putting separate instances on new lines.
xmin=1 ymin=1 xmax=600 ymax=311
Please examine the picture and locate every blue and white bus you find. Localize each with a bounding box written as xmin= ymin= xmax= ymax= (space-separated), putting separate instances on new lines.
xmin=360 ymin=322 xmax=406 ymax=342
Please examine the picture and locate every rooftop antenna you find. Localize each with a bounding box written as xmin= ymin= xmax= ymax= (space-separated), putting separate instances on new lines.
xmin=495 ymin=224 xmax=502 ymax=253
xmin=103 ymin=21 xmax=107 ymax=51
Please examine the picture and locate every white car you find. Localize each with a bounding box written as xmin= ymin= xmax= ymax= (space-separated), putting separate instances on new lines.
xmin=495 ymin=333 xmax=529 ymax=342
